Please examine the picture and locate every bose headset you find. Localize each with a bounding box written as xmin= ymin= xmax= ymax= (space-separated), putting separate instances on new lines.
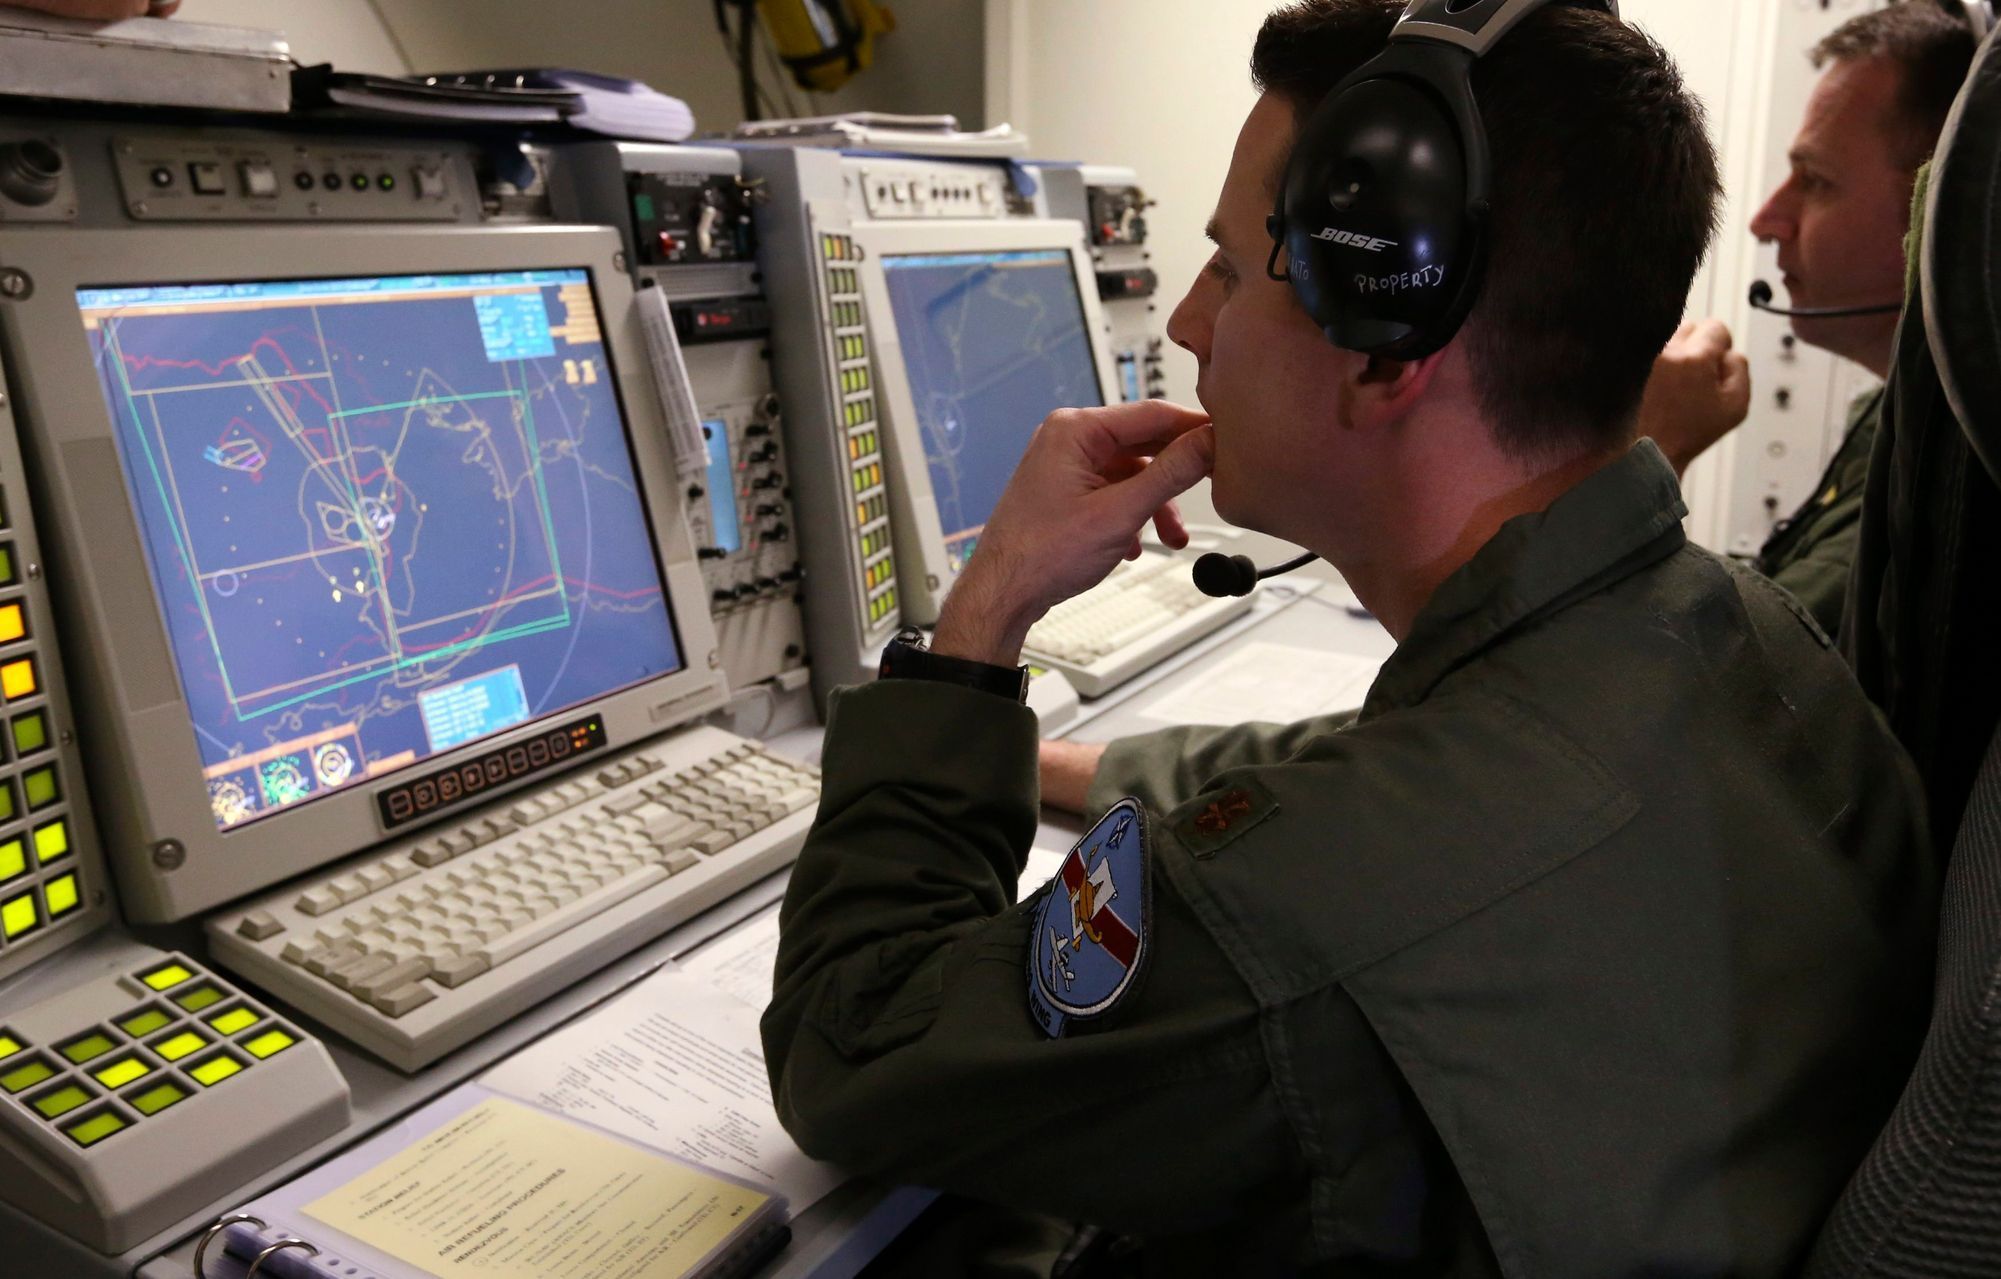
xmin=1197 ymin=0 xmax=1619 ymax=597
xmin=1266 ymin=0 xmax=1619 ymax=360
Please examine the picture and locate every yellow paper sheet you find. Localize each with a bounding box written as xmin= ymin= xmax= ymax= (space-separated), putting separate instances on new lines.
xmin=303 ymin=1096 xmax=770 ymax=1279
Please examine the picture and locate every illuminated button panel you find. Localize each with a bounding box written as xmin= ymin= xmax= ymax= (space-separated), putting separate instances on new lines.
xmin=0 ymin=391 xmax=106 ymax=982
xmin=0 ymin=956 xmax=313 ymax=1154
xmin=819 ymin=232 xmax=899 ymax=638
xmin=0 ymin=948 xmax=349 ymax=1253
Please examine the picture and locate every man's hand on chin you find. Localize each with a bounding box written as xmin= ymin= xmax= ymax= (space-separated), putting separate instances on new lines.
xmin=932 ymin=400 xmax=1215 ymax=667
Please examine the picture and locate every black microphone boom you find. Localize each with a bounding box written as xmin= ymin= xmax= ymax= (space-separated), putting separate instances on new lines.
xmin=1193 ymin=550 xmax=1320 ymax=598
xmin=1747 ymin=279 xmax=1900 ymax=319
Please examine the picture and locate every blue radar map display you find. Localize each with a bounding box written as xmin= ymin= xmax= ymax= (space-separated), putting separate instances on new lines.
xmin=77 ymin=270 xmax=684 ymax=832
xmin=882 ymin=250 xmax=1103 ymax=571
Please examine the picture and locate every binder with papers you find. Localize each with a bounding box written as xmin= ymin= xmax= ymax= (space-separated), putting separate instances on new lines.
xmin=191 ymin=1084 xmax=789 ymax=1279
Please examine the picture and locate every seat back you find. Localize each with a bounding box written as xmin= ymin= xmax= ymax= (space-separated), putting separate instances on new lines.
xmin=1807 ymin=17 xmax=2001 ymax=1275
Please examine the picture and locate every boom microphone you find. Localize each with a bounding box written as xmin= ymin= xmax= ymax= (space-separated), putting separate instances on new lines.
xmin=1748 ymin=279 xmax=1901 ymax=319
xmin=1193 ymin=551 xmax=1320 ymax=598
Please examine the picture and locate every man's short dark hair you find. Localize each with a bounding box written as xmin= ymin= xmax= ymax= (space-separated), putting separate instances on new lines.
xmin=1252 ymin=1 xmax=1721 ymax=457
xmin=1812 ymin=1 xmax=1978 ymax=170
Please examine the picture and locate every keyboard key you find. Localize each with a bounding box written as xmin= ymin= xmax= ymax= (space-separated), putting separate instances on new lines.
xmin=237 ymin=911 xmax=284 ymax=941
xmin=476 ymin=864 xmax=669 ymax=967
xmin=353 ymin=957 xmax=431 ymax=999
xmin=411 ymin=841 xmax=453 ymax=868
xmin=370 ymin=982 xmax=436 ymax=1017
xmin=295 ymin=886 xmax=341 ymax=916
xmin=431 ymin=953 xmax=489 ymax=988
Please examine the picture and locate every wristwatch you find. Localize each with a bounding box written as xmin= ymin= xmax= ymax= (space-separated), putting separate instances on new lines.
xmin=878 ymin=628 xmax=1031 ymax=704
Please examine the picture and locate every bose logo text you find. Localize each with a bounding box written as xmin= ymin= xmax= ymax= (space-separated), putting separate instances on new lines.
xmin=1312 ymin=227 xmax=1398 ymax=252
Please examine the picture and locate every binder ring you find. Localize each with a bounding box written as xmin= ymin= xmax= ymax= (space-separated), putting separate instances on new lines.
xmin=193 ymin=1214 xmax=265 ymax=1279
xmin=246 ymin=1238 xmax=320 ymax=1278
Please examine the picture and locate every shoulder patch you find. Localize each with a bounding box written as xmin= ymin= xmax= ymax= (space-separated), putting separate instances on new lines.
xmin=1027 ymin=798 xmax=1150 ymax=1038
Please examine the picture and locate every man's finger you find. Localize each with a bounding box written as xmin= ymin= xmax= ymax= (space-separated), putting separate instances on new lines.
xmin=1720 ymin=351 xmax=1751 ymax=399
xmin=1069 ymin=399 xmax=1211 ymax=463
xmin=1152 ymin=497 xmax=1189 ymax=551
xmin=1099 ymin=425 xmax=1215 ymax=530
xmin=1689 ymin=317 xmax=1733 ymax=353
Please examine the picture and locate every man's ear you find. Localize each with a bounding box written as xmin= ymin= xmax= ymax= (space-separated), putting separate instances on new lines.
xmin=1346 ymin=348 xmax=1450 ymax=432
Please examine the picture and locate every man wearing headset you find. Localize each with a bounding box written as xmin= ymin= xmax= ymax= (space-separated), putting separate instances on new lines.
xmin=764 ymin=2 xmax=1936 ymax=1273
xmin=1636 ymin=2 xmax=1977 ymax=640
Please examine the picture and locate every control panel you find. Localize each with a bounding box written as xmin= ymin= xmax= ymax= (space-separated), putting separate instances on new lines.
xmin=630 ymin=167 xmax=757 ymax=266
xmin=549 ymin=142 xmax=808 ymax=695
xmin=111 ymin=136 xmax=470 ymax=222
xmin=1064 ymin=166 xmax=1167 ymax=403
xmin=688 ymin=391 xmax=809 ymax=689
xmin=858 ymin=160 xmax=1013 ymax=220
xmin=0 ymin=949 xmax=347 ymax=1253
xmin=0 ymin=346 xmax=112 ymax=983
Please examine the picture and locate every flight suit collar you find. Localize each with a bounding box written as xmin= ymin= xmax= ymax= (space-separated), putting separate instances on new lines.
xmin=1362 ymin=438 xmax=1688 ymax=717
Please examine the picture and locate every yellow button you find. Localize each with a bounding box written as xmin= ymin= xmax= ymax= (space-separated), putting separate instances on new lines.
xmin=33 ymin=1083 xmax=92 ymax=1119
xmin=33 ymin=821 xmax=68 ymax=864
xmin=0 ymin=841 xmax=22 ymax=883
xmin=93 ymin=1057 xmax=149 ymax=1089
xmin=141 ymin=962 xmax=193 ymax=991
xmin=153 ymin=1031 xmax=205 ymax=1062
xmin=1 ymin=658 xmax=36 ymax=700
xmin=207 ymin=1007 xmax=259 ymax=1036
xmin=0 ymin=604 xmax=25 ymax=644
xmin=174 ymin=985 xmax=224 ymax=1013
xmin=23 ymin=767 xmax=56 ymax=809
xmin=60 ymin=1033 xmax=114 ymax=1064
xmin=189 ymin=1055 xmax=244 ymax=1087
xmin=11 ymin=711 xmax=45 ymax=755
xmin=43 ymin=873 xmax=78 ymax=919
xmin=1 ymin=892 xmax=36 ymax=938
xmin=129 ymin=1081 xmax=186 ymax=1115
xmin=242 ymin=1029 xmax=295 ymax=1060
xmin=64 ymin=1110 xmax=127 ymax=1147
xmin=2 ymin=1058 xmax=53 ymax=1092
xmin=0 ymin=1034 xmax=20 ymax=1060
xmin=119 ymin=1009 xmax=170 ymax=1038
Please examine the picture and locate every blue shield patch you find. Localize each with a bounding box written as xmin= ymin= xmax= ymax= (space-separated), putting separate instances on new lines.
xmin=1027 ymin=798 xmax=1150 ymax=1038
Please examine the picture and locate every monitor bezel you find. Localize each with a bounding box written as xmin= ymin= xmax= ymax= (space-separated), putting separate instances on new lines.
xmin=0 ymin=224 xmax=727 ymax=922
xmin=851 ymin=219 xmax=1121 ymax=625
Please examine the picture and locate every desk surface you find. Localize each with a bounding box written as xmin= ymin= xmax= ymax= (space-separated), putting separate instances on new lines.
xmin=5 ymin=564 xmax=1393 ymax=1279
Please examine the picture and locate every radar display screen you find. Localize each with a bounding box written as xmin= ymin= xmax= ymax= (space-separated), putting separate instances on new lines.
xmin=881 ymin=249 xmax=1103 ymax=572
xmin=77 ymin=269 xmax=683 ymax=832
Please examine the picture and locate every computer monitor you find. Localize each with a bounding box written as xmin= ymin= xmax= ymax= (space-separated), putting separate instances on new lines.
xmin=0 ymin=225 xmax=727 ymax=921
xmin=853 ymin=220 xmax=1119 ymax=623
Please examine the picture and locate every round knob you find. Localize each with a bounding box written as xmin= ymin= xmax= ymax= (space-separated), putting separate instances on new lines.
xmin=0 ymin=140 xmax=64 ymax=207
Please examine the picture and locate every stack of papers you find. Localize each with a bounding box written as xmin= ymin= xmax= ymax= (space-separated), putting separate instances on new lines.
xmin=734 ymin=112 xmax=1029 ymax=158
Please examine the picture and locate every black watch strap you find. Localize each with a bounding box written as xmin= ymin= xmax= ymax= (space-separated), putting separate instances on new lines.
xmin=879 ymin=628 xmax=1031 ymax=704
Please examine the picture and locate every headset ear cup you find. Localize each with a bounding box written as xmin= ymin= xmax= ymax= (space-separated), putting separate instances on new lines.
xmin=1280 ymin=73 xmax=1475 ymax=357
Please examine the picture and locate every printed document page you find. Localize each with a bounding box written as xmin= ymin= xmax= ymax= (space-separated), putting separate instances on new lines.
xmin=482 ymin=966 xmax=844 ymax=1216
xmin=1136 ymin=641 xmax=1382 ymax=727
xmin=301 ymin=1092 xmax=770 ymax=1279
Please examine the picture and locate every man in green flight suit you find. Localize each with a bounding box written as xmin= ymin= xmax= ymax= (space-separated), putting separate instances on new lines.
xmin=765 ymin=2 xmax=1939 ymax=1274
xmin=1636 ymin=2 xmax=1977 ymax=639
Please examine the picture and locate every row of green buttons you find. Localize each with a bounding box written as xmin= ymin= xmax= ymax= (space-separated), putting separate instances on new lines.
xmin=0 ymin=961 xmax=299 ymax=1147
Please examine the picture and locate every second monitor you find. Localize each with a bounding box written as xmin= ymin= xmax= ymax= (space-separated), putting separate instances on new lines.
xmin=868 ymin=232 xmax=1110 ymax=599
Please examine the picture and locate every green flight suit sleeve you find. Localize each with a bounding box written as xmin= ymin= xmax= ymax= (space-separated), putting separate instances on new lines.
xmin=762 ymin=680 xmax=1302 ymax=1237
xmin=1084 ymin=713 xmax=1360 ymax=816
xmin=1766 ymin=516 xmax=1863 ymax=637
